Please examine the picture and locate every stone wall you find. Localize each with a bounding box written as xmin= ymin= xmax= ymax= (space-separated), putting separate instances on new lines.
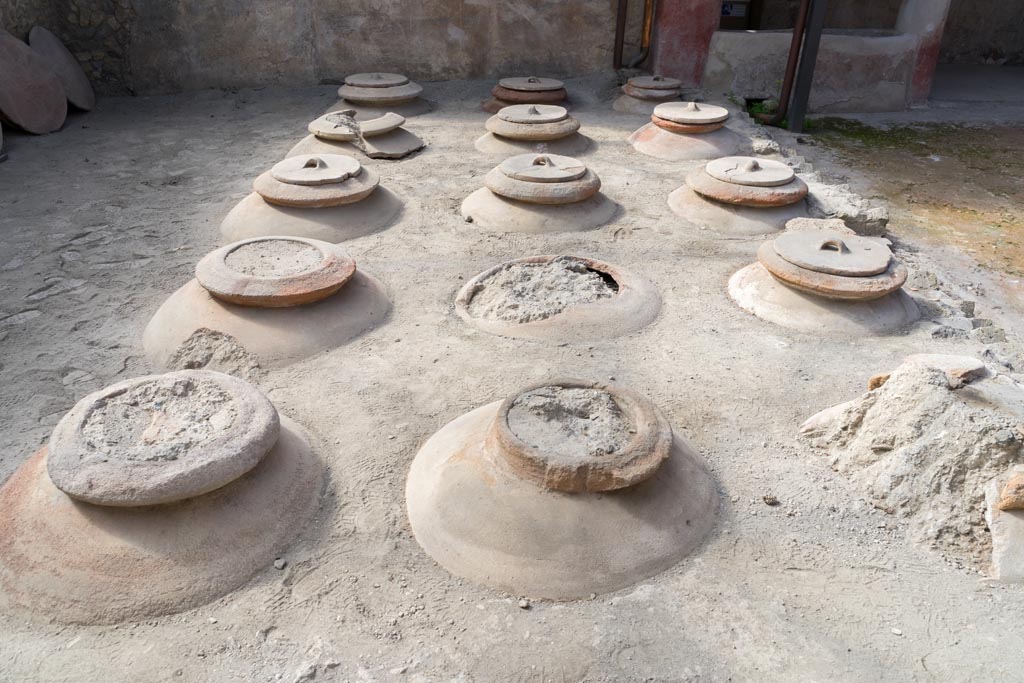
xmin=940 ymin=0 xmax=1024 ymax=64
xmin=6 ymin=0 xmax=625 ymax=94
xmin=703 ymin=29 xmax=917 ymax=112
xmin=1 ymin=0 xmax=57 ymax=38
xmin=754 ymin=0 xmax=903 ymax=30
xmin=61 ymin=0 xmax=134 ymax=94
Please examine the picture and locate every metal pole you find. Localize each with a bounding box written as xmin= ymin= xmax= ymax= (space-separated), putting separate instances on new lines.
xmin=787 ymin=0 xmax=828 ymax=132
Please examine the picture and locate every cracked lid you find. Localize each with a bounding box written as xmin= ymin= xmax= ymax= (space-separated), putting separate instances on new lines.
xmin=705 ymin=156 xmax=794 ymax=187
xmin=270 ymin=154 xmax=362 ymax=186
xmin=499 ymin=154 xmax=587 ymax=183
xmin=497 ymin=104 xmax=569 ymax=124
xmin=629 ymin=74 xmax=682 ymax=90
xmin=774 ymin=231 xmax=893 ymax=276
xmin=654 ymin=101 xmax=729 ymax=125
xmin=499 ymin=76 xmax=564 ymax=92
xmin=344 ymin=72 xmax=409 ymax=88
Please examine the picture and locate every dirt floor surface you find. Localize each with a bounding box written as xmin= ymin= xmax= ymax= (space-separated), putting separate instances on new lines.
xmin=2 ymin=76 xmax=1024 ymax=682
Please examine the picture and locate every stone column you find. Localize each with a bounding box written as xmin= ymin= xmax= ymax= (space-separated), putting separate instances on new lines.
xmin=650 ymin=0 xmax=722 ymax=87
xmin=897 ymin=0 xmax=953 ymax=105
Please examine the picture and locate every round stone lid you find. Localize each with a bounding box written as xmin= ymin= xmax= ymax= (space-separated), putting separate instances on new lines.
xmin=629 ymin=74 xmax=682 ymax=90
xmin=46 ymin=370 xmax=280 ymax=507
xmin=499 ymin=154 xmax=587 ymax=183
xmin=774 ymin=232 xmax=893 ymax=276
xmin=705 ymin=156 xmax=795 ymax=187
xmin=196 ymin=236 xmax=357 ymax=308
xmin=271 ymin=154 xmax=362 ymax=186
xmin=344 ymin=72 xmax=409 ymax=88
xmin=654 ymin=101 xmax=729 ymax=125
xmin=499 ymin=76 xmax=564 ymax=92
xmin=497 ymin=104 xmax=569 ymax=124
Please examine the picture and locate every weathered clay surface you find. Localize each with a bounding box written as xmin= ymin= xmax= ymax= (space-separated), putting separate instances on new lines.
xmin=507 ymin=387 xmax=633 ymax=460
xmin=290 ymin=130 xmax=424 ymax=161
xmin=166 ymin=329 xmax=263 ymax=382
xmin=220 ymin=189 xmax=402 ymax=243
xmin=498 ymin=76 xmax=563 ymax=92
xmin=784 ymin=216 xmax=857 ymax=235
xmin=489 ymin=85 xmax=567 ymax=105
xmin=473 ymin=131 xmax=593 ymax=156
xmin=254 ymin=165 xmax=379 ymax=208
xmin=145 ymin=272 xmax=392 ymax=369
xmin=612 ymin=94 xmax=674 ymax=116
xmin=627 ymin=75 xmax=682 ymax=91
xmin=622 ymin=83 xmax=679 ymax=100
xmin=628 ymin=122 xmax=742 ymax=161
xmin=497 ymin=380 xmax=671 ymax=493
xmin=28 ymin=26 xmax=95 ymax=111
xmin=497 ymin=104 xmax=567 ymax=124
xmin=460 ymin=187 xmax=616 ymax=233
xmin=271 ymin=154 xmax=360 ymax=186
xmin=901 ymin=354 xmax=990 ymax=386
xmin=321 ymin=97 xmax=433 ymax=121
xmin=343 ymin=72 xmax=409 ymax=88
xmin=196 ymin=237 xmax=356 ymax=308
xmin=338 ymin=81 xmax=423 ymax=106
xmin=986 ymin=473 xmax=1024 ymax=582
xmin=484 ymin=157 xmax=600 ymax=206
xmin=651 ymin=116 xmax=725 ymax=135
xmin=728 ymin=262 xmax=920 ymax=335
xmin=464 ymin=255 xmax=617 ymax=323
xmin=499 ymin=153 xmax=585 ymax=181
xmin=456 ymin=255 xmax=659 ymax=340
xmin=802 ymin=360 xmax=1024 ymax=565
xmin=47 ymin=371 xmax=280 ymax=507
xmin=308 ymin=111 xmax=359 ymax=141
xmin=486 ymin=116 xmax=580 ymax=142
xmin=705 ymin=156 xmax=794 ymax=187
xmin=0 ymin=417 xmax=321 ymax=624
xmin=758 ymin=240 xmax=907 ymax=301
xmin=997 ymin=472 xmax=1024 ymax=511
xmin=687 ymin=168 xmax=808 ymax=207
xmin=0 ymin=28 xmax=67 ymax=134
xmin=774 ymin=232 xmax=892 ymax=276
xmin=486 ymin=106 xmax=580 ymax=142
xmin=653 ymin=101 xmax=728 ymax=125
xmin=405 ymin=395 xmax=718 ymax=598
xmin=667 ymin=185 xmax=806 ymax=236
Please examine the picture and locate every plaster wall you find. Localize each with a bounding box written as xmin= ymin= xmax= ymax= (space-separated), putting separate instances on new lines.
xmin=940 ymin=0 xmax=1024 ymax=64
xmin=703 ymin=29 xmax=918 ymax=112
xmin=756 ymin=0 xmax=903 ymax=30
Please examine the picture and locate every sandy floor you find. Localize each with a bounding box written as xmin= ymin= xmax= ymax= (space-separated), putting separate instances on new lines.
xmin=2 ymin=76 xmax=1024 ymax=682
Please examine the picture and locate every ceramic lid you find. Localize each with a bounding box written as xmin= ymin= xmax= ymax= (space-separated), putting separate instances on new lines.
xmin=344 ymin=72 xmax=409 ymax=88
xmin=497 ymin=104 xmax=569 ymax=124
xmin=46 ymin=371 xmax=280 ymax=506
xmin=653 ymin=101 xmax=729 ymax=125
xmin=196 ymin=236 xmax=357 ymax=308
xmin=270 ymin=154 xmax=362 ymax=186
xmin=498 ymin=76 xmax=564 ymax=92
xmin=705 ymin=156 xmax=795 ymax=187
xmin=499 ymin=154 xmax=587 ymax=183
xmin=629 ymin=74 xmax=682 ymax=90
xmin=774 ymin=231 xmax=893 ymax=276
